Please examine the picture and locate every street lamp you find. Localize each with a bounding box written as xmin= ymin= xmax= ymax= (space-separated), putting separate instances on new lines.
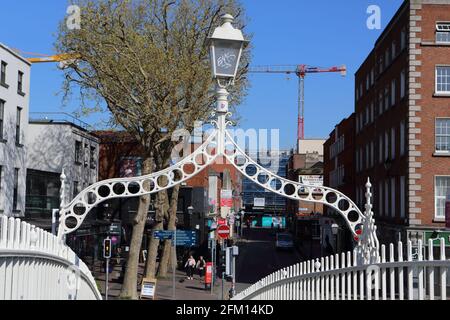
xmin=331 ymin=223 xmax=339 ymax=236
xmin=208 ymin=14 xmax=248 ymax=113
xmin=187 ymin=206 xmax=194 ymax=215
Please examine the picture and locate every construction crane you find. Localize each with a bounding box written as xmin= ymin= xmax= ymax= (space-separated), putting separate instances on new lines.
xmin=248 ymin=65 xmax=347 ymax=144
xmin=12 ymin=49 xmax=80 ymax=66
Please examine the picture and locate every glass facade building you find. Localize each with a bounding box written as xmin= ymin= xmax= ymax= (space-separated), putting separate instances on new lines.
xmin=242 ymin=150 xmax=290 ymax=215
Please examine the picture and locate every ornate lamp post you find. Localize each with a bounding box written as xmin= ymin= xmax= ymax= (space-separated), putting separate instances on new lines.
xmin=208 ymin=14 xmax=248 ymax=154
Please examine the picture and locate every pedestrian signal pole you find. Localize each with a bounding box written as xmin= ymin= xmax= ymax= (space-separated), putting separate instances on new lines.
xmin=103 ymin=237 xmax=112 ymax=300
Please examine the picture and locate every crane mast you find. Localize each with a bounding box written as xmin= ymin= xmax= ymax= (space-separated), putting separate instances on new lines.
xmin=249 ymin=64 xmax=346 ymax=149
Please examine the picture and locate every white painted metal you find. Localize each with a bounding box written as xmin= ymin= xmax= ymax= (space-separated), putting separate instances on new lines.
xmin=0 ymin=215 xmax=101 ymax=300
xmin=232 ymin=239 xmax=450 ymax=301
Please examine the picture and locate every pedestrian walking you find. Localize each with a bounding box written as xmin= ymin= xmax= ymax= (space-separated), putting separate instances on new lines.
xmin=196 ymin=256 xmax=206 ymax=279
xmin=184 ymin=256 xmax=196 ymax=280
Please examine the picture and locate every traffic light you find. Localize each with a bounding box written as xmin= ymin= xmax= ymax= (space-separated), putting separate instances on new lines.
xmin=103 ymin=238 xmax=112 ymax=259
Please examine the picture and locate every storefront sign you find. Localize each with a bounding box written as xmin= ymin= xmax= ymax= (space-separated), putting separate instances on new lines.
xmin=253 ymin=198 xmax=265 ymax=208
xmin=140 ymin=278 xmax=157 ymax=300
xmin=220 ymin=189 xmax=233 ymax=208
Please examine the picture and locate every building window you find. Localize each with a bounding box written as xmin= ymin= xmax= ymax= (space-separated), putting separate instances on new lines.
xmin=436 ymin=22 xmax=450 ymax=44
xmin=75 ymin=141 xmax=82 ymax=164
xmin=384 ymin=86 xmax=389 ymax=111
xmin=379 ymin=134 xmax=383 ymax=164
xmin=90 ymin=146 xmax=96 ymax=169
xmin=385 ymin=49 xmax=390 ymax=68
xmin=371 ymin=68 xmax=375 ymax=86
xmin=1 ymin=61 xmax=7 ymax=86
xmin=370 ymin=141 xmax=375 ymax=168
xmin=13 ymin=168 xmax=19 ymax=211
xmin=391 ymin=127 xmax=396 ymax=160
xmin=435 ymin=176 xmax=450 ymax=219
xmin=391 ymin=178 xmax=396 ymax=218
xmin=366 ymin=74 xmax=370 ymax=91
xmin=378 ymin=181 xmax=383 ymax=216
xmin=391 ymin=41 xmax=397 ymax=60
xmin=384 ymin=131 xmax=389 ymax=161
xmin=370 ymin=103 xmax=374 ymax=123
xmin=17 ymin=71 xmax=24 ymax=95
xmin=436 ymin=118 xmax=450 ymax=153
xmin=73 ymin=181 xmax=79 ymax=199
xmin=365 ymin=144 xmax=370 ymax=170
xmin=391 ymin=79 xmax=396 ymax=106
xmin=401 ymin=27 xmax=407 ymax=51
xmin=400 ymin=120 xmax=406 ymax=156
xmin=378 ymin=92 xmax=383 ymax=115
xmin=436 ymin=66 xmax=450 ymax=94
xmin=384 ymin=180 xmax=389 ymax=217
xmin=0 ymin=165 xmax=2 ymax=203
xmin=400 ymin=176 xmax=406 ymax=218
xmin=379 ymin=57 xmax=383 ymax=74
xmin=0 ymin=100 xmax=4 ymax=141
xmin=16 ymin=107 xmax=22 ymax=145
xmin=400 ymin=69 xmax=406 ymax=98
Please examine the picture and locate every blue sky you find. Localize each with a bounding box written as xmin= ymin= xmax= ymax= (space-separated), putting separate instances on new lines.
xmin=0 ymin=0 xmax=403 ymax=149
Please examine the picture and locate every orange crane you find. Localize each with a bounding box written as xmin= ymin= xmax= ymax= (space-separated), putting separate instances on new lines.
xmin=249 ymin=65 xmax=346 ymax=143
xmin=12 ymin=49 xmax=80 ymax=66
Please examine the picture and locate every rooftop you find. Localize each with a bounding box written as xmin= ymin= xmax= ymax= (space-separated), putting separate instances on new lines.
xmin=29 ymin=112 xmax=94 ymax=132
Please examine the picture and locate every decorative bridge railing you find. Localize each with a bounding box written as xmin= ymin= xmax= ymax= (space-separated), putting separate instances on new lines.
xmin=0 ymin=215 xmax=102 ymax=300
xmin=233 ymin=239 xmax=450 ymax=301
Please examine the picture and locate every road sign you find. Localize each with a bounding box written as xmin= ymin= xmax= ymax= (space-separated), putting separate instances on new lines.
xmin=153 ymin=230 xmax=197 ymax=247
xmin=217 ymin=225 xmax=230 ymax=239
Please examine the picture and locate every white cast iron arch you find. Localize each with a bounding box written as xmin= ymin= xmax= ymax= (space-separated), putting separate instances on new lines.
xmin=222 ymin=130 xmax=364 ymax=238
xmin=57 ymin=130 xmax=220 ymax=238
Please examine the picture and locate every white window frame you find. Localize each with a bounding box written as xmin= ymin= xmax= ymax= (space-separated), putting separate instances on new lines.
xmin=435 ymin=65 xmax=450 ymax=94
xmin=435 ymin=117 xmax=450 ymax=154
xmin=379 ymin=134 xmax=383 ymax=164
xmin=384 ymin=180 xmax=389 ymax=217
xmin=385 ymin=131 xmax=389 ymax=161
xmin=436 ymin=22 xmax=450 ymax=44
xmin=384 ymin=86 xmax=389 ymax=111
xmin=434 ymin=175 xmax=450 ymax=220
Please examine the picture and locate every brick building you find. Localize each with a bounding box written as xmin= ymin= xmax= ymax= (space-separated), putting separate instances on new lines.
xmin=326 ymin=0 xmax=450 ymax=245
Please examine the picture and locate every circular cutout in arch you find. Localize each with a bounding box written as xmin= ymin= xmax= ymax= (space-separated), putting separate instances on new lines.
xmin=257 ymin=173 xmax=270 ymax=185
xmin=142 ymin=179 xmax=155 ymax=192
xmin=73 ymin=204 xmax=87 ymax=216
xmin=312 ymin=189 xmax=324 ymax=201
xmin=65 ymin=216 xmax=79 ymax=230
xmin=113 ymin=183 xmax=126 ymax=195
xmin=325 ymin=192 xmax=338 ymax=204
xmin=234 ymin=155 xmax=247 ymax=167
xmin=85 ymin=192 xmax=97 ymax=205
xmin=157 ymin=175 xmax=169 ymax=188
xmin=171 ymin=169 xmax=183 ymax=182
xmin=347 ymin=210 xmax=360 ymax=223
xmin=128 ymin=182 xmax=141 ymax=194
xmin=182 ymin=163 xmax=196 ymax=175
xmin=224 ymin=142 xmax=236 ymax=156
xmin=284 ymin=184 xmax=296 ymax=196
xmin=245 ymin=164 xmax=258 ymax=177
xmin=337 ymin=199 xmax=350 ymax=211
xmin=298 ymin=187 xmax=311 ymax=199
xmin=195 ymin=154 xmax=206 ymax=166
xmin=269 ymin=178 xmax=282 ymax=191
xmin=206 ymin=143 xmax=218 ymax=157
xmin=98 ymin=185 xmax=111 ymax=198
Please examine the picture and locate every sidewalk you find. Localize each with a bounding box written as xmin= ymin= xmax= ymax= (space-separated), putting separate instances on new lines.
xmin=93 ymin=261 xmax=233 ymax=300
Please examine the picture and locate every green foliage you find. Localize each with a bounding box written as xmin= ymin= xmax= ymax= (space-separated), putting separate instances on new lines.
xmin=56 ymin=0 xmax=251 ymax=155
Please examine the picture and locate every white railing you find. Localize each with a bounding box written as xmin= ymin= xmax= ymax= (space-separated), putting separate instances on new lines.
xmin=0 ymin=215 xmax=102 ymax=300
xmin=233 ymin=239 xmax=450 ymax=301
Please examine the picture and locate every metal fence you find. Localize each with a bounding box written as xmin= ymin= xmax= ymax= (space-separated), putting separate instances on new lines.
xmin=0 ymin=215 xmax=102 ymax=300
xmin=233 ymin=239 xmax=450 ymax=300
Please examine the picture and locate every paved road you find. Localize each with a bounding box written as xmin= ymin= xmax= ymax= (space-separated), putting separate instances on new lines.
xmin=234 ymin=228 xmax=303 ymax=295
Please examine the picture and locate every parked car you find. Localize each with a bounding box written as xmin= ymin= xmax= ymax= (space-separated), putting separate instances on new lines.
xmin=275 ymin=233 xmax=294 ymax=251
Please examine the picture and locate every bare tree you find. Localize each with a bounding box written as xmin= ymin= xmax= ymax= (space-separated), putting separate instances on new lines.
xmin=56 ymin=0 xmax=250 ymax=299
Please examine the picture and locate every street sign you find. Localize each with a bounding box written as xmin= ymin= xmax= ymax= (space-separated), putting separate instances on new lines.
xmin=217 ymin=225 xmax=230 ymax=239
xmin=153 ymin=230 xmax=197 ymax=247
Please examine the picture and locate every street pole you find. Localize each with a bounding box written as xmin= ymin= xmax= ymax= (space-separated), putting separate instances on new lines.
xmin=105 ymin=258 xmax=109 ymax=300
xmin=211 ymin=238 xmax=216 ymax=295
xmin=172 ymin=230 xmax=177 ymax=300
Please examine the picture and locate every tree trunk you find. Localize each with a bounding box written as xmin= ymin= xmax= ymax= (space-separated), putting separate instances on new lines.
xmin=144 ymin=188 xmax=168 ymax=279
xmin=158 ymin=183 xmax=181 ymax=277
xmin=119 ymin=157 xmax=152 ymax=300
